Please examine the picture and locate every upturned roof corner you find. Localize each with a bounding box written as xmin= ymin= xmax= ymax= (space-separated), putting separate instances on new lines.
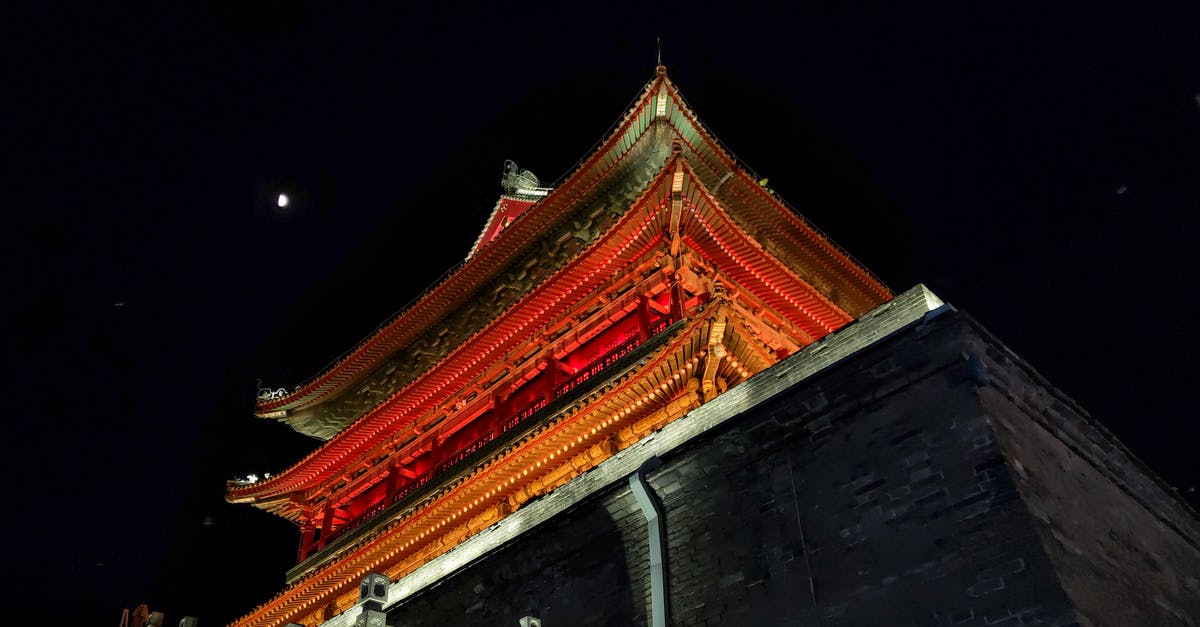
xmin=241 ymin=66 xmax=890 ymax=494
xmin=228 ymin=65 xmax=897 ymax=627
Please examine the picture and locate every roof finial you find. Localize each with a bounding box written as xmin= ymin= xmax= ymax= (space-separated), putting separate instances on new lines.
xmin=656 ymin=37 xmax=665 ymax=75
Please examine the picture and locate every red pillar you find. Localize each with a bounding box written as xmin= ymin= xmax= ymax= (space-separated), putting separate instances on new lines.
xmin=316 ymin=507 xmax=333 ymax=550
xmin=543 ymin=357 xmax=562 ymax=400
xmin=413 ymin=452 xmax=431 ymax=477
xmin=670 ymin=281 xmax=686 ymax=322
xmin=492 ymin=393 xmax=509 ymax=437
xmin=638 ymin=295 xmax=652 ymax=341
xmin=384 ymin=464 xmax=401 ymax=505
xmin=297 ymin=518 xmax=315 ymax=562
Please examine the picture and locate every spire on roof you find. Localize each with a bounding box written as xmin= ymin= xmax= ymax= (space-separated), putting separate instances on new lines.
xmin=656 ymin=36 xmax=666 ymax=75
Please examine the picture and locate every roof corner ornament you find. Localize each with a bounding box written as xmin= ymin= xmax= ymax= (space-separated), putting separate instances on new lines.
xmin=258 ymin=386 xmax=288 ymax=402
xmin=501 ymin=160 xmax=539 ymax=193
xmin=501 ymin=160 xmax=551 ymax=197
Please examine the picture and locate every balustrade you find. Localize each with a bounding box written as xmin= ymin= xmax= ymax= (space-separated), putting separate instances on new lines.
xmin=302 ymin=308 xmax=676 ymax=560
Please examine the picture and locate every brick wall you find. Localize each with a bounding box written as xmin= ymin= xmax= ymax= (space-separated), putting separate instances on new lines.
xmin=388 ymin=495 xmax=643 ymax=626
xmin=972 ymin=327 xmax=1200 ymax=627
xmin=381 ymin=311 xmax=1197 ymax=627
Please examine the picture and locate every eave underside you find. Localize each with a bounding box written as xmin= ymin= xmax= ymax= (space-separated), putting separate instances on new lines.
xmin=230 ymin=296 xmax=779 ymax=627
xmin=229 ymin=150 xmax=864 ymax=511
xmin=229 ymin=69 xmax=902 ymax=627
xmin=252 ymin=70 xmax=889 ymax=434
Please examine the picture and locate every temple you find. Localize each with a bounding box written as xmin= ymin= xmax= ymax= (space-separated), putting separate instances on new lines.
xmin=228 ymin=66 xmax=890 ymax=626
xmin=226 ymin=66 xmax=1200 ymax=627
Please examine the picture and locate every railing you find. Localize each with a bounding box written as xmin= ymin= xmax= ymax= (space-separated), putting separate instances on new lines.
xmin=501 ymin=397 xmax=548 ymax=435
xmin=435 ymin=430 xmax=501 ymax=476
xmin=307 ymin=313 xmax=676 ymax=558
xmin=317 ymin=471 xmax=437 ymax=549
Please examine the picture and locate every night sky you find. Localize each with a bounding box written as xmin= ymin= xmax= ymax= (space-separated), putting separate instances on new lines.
xmin=5 ymin=3 xmax=1198 ymax=625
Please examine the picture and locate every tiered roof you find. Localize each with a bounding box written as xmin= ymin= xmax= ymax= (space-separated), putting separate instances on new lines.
xmin=228 ymin=66 xmax=891 ymax=627
xmin=252 ymin=67 xmax=885 ymax=439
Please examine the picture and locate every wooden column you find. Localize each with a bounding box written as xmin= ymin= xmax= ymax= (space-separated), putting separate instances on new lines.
xmin=638 ymin=295 xmax=653 ymax=341
xmin=543 ymin=357 xmax=563 ymax=400
xmin=491 ymin=393 xmax=509 ymax=438
xmin=297 ymin=517 xmax=315 ymax=562
xmin=385 ymin=462 xmax=402 ymax=503
xmin=316 ymin=507 xmax=333 ymax=550
xmin=670 ymin=280 xmax=686 ymax=322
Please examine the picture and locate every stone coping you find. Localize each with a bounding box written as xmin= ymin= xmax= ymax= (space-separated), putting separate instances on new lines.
xmin=319 ymin=284 xmax=945 ymax=627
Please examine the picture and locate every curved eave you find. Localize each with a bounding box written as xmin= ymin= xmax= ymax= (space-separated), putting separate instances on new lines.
xmin=661 ymin=81 xmax=892 ymax=314
xmin=230 ymin=153 xmax=686 ymax=503
xmin=254 ymin=68 xmax=889 ymax=422
xmin=675 ymin=159 xmax=855 ymax=335
xmin=228 ymin=150 xmax=873 ymax=507
xmin=254 ymin=72 xmax=673 ymax=419
xmin=230 ymin=301 xmax=748 ymax=627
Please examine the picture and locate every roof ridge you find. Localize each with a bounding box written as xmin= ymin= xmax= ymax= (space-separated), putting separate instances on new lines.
xmin=241 ymin=66 xmax=891 ymax=496
xmin=254 ymin=72 xmax=669 ymax=419
xmin=231 ymin=146 xmax=684 ymax=502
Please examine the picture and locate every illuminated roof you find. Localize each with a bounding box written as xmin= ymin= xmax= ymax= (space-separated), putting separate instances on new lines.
xmin=253 ymin=67 xmax=888 ymax=439
xmin=227 ymin=65 xmax=894 ymax=627
xmin=229 ymin=285 xmax=942 ymax=627
xmin=230 ymin=148 xmax=876 ymax=505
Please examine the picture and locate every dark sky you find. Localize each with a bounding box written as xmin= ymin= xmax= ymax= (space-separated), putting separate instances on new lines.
xmin=4 ymin=2 xmax=1198 ymax=625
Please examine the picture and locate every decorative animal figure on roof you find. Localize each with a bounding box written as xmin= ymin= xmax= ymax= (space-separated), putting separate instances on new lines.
xmin=501 ymin=160 xmax=541 ymax=194
xmin=258 ymin=387 xmax=288 ymax=401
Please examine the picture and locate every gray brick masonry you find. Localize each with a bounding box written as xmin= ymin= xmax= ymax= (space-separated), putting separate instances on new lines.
xmin=319 ymin=285 xmax=1197 ymax=627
